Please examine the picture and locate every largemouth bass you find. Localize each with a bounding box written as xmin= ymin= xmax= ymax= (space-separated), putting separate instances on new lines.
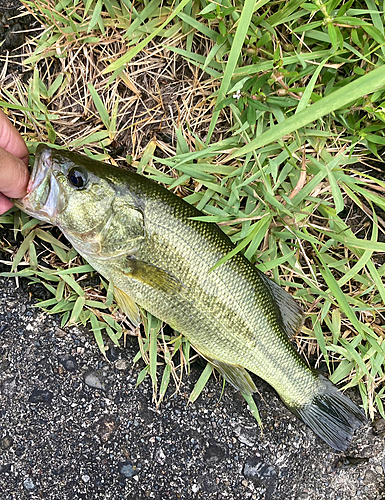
xmin=14 ymin=145 xmax=367 ymax=451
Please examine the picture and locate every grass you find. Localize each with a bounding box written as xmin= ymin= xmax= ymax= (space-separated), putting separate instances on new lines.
xmin=0 ymin=0 xmax=385 ymax=421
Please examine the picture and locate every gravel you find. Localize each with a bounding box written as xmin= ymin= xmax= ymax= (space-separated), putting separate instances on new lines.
xmin=0 ymin=277 xmax=384 ymax=500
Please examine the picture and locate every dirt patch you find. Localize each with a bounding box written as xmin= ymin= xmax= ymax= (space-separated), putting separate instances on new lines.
xmin=0 ymin=0 xmax=35 ymax=79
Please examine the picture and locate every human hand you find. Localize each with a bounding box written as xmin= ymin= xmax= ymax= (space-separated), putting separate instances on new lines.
xmin=0 ymin=109 xmax=29 ymax=214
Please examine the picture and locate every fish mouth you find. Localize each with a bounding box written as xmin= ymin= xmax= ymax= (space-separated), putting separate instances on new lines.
xmin=13 ymin=145 xmax=65 ymax=223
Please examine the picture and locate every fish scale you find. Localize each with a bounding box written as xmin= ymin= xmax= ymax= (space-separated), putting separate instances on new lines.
xmin=14 ymin=144 xmax=368 ymax=451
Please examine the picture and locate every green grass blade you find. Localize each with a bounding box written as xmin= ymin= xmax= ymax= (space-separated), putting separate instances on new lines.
xmin=124 ymin=0 xmax=160 ymax=38
xmin=206 ymin=0 xmax=257 ymax=142
xmin=90 ymin=312 xmax=107 ymax=358
xmin=315 ymin=252 xmax=364 ymax=336
xmin=177 ymin=12 xmax=218 ymax=40
xmin=232 ymin=65 xmax=385 ymax=158
xmin=242 ymin=392 xmax=263 ymax=429
xmin=189 ymin=362 xmax=213 ymax=403
xmin=11 ymin=230 xmax=36 ymax=271
xmin=210 ymin=215 xmax=272 ymax=272
xmin=87 ymin=83 xmax=110 ymax=129
xmin=69 ymin=295 xmax=86 ymax=324
xmin=103 ymin=0 xmax=191 ymax=74
xmin=56 ymin=265 xmax=95 ymax=275
xmin=296 ymin=58 xmax=328 ymax=114
xmin=61 ymin=274 xmax=85 ymax=297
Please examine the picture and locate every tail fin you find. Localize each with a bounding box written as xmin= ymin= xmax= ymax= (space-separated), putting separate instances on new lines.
xmin=289 ymin=376 xmax=367 ymax=451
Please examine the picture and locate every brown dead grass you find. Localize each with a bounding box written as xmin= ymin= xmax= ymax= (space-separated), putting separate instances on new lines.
xmin=0 ymin=8 xmax=230 ymax=164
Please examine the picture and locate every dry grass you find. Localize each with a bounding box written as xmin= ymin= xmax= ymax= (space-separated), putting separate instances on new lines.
xmin=1 ymin=7 xmax=229 ymax=160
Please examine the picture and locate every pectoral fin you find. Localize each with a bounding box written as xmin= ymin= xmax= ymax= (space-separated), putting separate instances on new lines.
xmin=113 ymin=285 xmax=141 ymax=327
xmin=257 ymin=270 xmax=304 ymax=338
xmin=117 ymin=257 xmax=184 ymax=295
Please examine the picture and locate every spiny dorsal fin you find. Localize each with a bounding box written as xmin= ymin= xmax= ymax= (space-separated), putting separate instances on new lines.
xmin=257 ymin=270 xmax=304 ymax=338
xmin=113 ymin=285 xmax=141 ymax=327
xmin=117 ymin=257 xmax=184 ymax=295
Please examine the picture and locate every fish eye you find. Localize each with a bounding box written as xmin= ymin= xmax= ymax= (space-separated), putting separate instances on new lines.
xmin=67 ymin=167 xmax=88 ymax=190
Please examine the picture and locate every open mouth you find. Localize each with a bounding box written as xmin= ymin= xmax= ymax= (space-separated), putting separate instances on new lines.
xmin=13 ymin=146 xmax=61 ymax=222
xmin=26 ymin=145 xmax=52 ymax=196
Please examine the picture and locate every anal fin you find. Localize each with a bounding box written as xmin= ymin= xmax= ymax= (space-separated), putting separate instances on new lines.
xmin=200 ymin=354 xmax=257 ymax=395
xmin=113 ymin=285 xmax=141 ymax=327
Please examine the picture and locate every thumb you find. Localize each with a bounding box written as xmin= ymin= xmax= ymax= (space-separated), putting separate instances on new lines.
xmin=0 ymin=147 xmax=29 ymax=200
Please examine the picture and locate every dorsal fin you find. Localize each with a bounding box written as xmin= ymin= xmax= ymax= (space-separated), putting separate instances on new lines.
xmin=257 ymin=270 xmax=304 ymax=338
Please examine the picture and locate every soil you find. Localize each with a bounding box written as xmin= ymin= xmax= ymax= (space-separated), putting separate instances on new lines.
xmin=0 ymin=0 xmax=35 ymax=79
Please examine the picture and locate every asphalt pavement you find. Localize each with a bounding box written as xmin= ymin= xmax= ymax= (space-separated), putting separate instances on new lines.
xmin=0 ymin=275 xmax=384 ymax=500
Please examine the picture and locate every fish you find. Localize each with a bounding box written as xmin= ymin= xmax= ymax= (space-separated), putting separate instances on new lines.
xmin=14 ymin=144 xmax=367 ymax=451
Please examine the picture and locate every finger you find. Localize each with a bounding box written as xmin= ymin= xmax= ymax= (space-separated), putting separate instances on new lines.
xmin=0 ymin=147 xmax=29 ymax=199
xmin=0 ymin=193 xmax=13 ymax=215
xmin=0 ymin=109 xmax=29 ymax=167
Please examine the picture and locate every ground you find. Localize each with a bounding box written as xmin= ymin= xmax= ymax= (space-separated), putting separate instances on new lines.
xmin=0 ymin=275 xmax=384 ymax=500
